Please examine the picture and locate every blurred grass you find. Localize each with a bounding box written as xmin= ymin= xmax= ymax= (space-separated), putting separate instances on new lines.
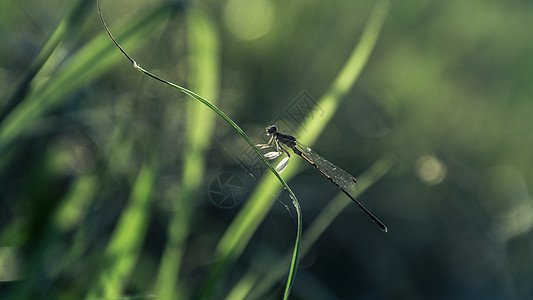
xmin=154 ymin=5 xmax=220 ymax=299
xmin=0 ymin=0 xmax=93 ymax=122
xmin=86 ymin=161 xmax=157 ymax=299
xmin=2 ymin=0 xmax=533 ymax=299
xmin=1 ymin=1 xmax=176 ymax=299
xmin=0 ymin=1 xmax=174 ymax=155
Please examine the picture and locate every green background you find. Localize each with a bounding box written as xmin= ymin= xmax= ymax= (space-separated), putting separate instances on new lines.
xmin=1 ymin=0 xmax=532 ymax=299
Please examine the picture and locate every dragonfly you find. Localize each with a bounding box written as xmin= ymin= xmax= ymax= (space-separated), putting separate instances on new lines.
xmin=257 ymin=125 xmax=387 ymax=232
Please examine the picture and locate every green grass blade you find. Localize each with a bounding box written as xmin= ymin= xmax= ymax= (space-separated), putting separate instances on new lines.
xmin=0 ymin=0 xmax=93 ymax=122
xmin=0 ymin=3 xmax=174 ymax=154
xmin=283 ymin=196 xmax=302 ymax=300
xmin=137 ymin=37 xmax=303 ymax=300
xmin=5 ymin=174 xmax=98 ymax=300
xmin=131 ymin=28 xmax=304 ymax=300
xmin=155 ymin=5 xmax=220 ymax=299
xmin=95 ymin=1 xmax=303 ymax=299
xmin=294 ymin=0 xmax=390 ymax=146
xmin=85 ymin=161 xmax=157 ymax=299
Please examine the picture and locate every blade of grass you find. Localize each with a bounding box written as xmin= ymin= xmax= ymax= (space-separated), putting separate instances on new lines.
xmin=0 ymin=0 xmax=93 ymax=122
xmin=52 ymin=175 xmax=97 ymax=231
xmin=295 ymin=0 xmax=390 ymax=146
xmin=201 ymin=1 xmax=390 ymax=298
xmin=6 ymin=174 xmax=98 ymax=300
xmin=283 ymin=197 xmax=302 ymax=300
xmin=85 ymin=160 xmax=158 ymax=299
xmin=155 ymin=5 xmax=220 ymax=299
xmin=96 ymin=1 xmax=303 ymax=299
xmin=0 ymin=2 xmax=175 ymax=155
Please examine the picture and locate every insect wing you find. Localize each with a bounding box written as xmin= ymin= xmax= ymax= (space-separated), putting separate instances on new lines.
xmin=296 ymin=141 xmax=359 ymax=194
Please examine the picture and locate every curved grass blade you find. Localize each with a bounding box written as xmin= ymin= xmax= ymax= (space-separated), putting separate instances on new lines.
xmin=96 ymin=1 xmax=303 ymax=299
xmin=208 ymin=0 xmax=390 ymax=298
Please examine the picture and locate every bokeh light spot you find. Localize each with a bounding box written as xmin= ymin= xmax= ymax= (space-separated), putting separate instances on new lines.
xmin=224 ymin=0 xmax=274 ymax=40
xmin=415 ymin=155 xmax=447 ymax=185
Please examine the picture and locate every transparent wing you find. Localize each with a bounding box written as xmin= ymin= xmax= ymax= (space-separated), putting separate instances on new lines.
xmin=292 ymin=139 xmax=387 ymax=231
xmin=295 ymin=141 xmax=359 ymax=194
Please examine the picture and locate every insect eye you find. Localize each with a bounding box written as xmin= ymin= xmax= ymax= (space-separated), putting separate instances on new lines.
xmin=266 ymin=125 xmax=277 ymax=134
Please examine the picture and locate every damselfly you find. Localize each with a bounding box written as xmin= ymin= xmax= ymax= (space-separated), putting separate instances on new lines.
xmin=257 ymin=125 xmax=387 ymax=232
